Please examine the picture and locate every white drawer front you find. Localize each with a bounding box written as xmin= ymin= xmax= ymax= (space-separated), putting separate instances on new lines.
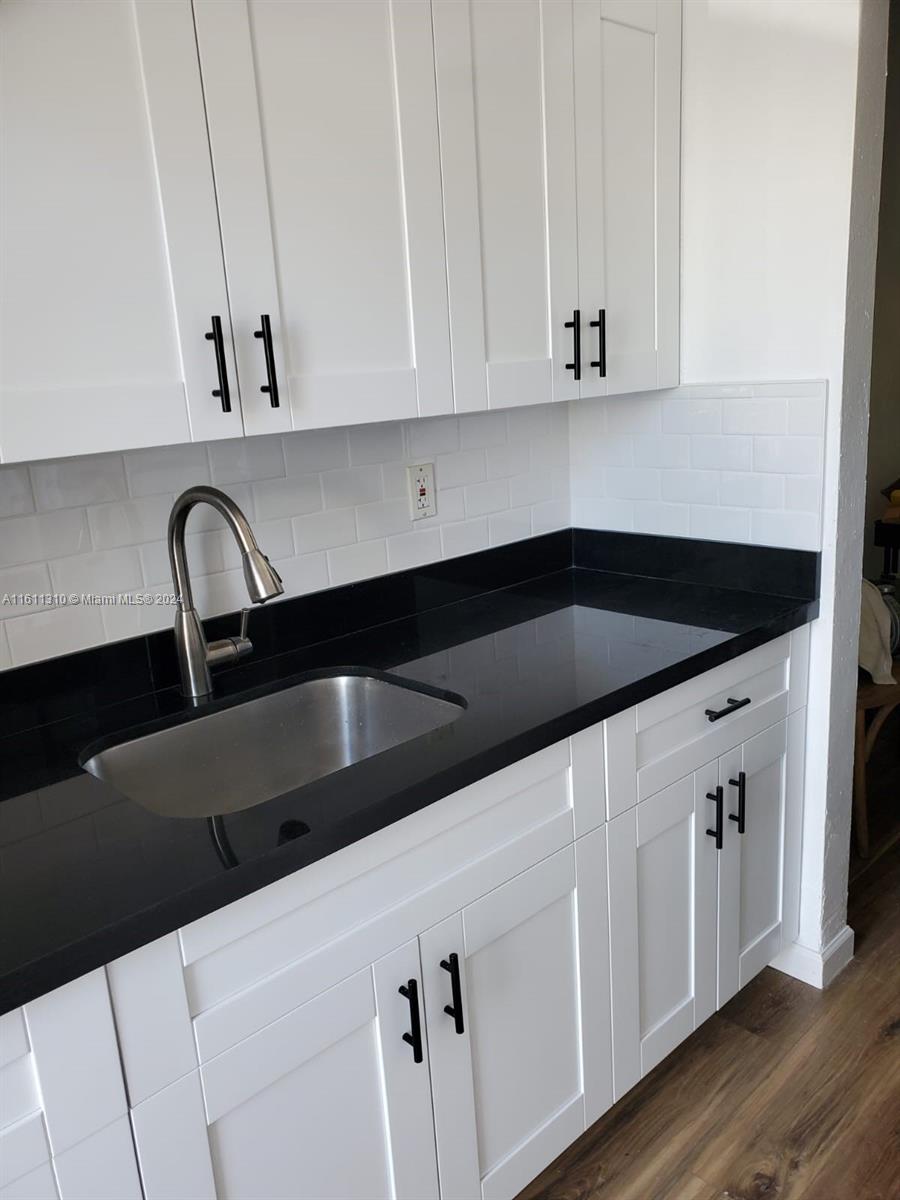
xmin=635 ymin=636 xmax=791 ymax=802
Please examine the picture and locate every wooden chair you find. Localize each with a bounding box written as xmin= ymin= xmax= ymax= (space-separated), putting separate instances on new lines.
xmin=854 ymin=659 xmax=900 ymax=856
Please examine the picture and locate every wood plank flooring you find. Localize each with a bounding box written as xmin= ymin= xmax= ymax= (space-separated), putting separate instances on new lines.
xmin=517 ymin=843 xmax=900 ymax=1200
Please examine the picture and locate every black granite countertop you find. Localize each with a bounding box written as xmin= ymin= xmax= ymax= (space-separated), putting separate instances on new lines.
xmin=0 ymin=531 xmax=818 ymax=1012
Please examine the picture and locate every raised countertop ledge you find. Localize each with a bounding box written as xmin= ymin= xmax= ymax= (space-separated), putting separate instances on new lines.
xmin=0 ymin=531 xmax=818 ymax=1011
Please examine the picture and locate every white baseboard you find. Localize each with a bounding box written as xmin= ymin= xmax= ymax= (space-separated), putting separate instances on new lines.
xmin=770 ymin=924 xmax=855 ymax=989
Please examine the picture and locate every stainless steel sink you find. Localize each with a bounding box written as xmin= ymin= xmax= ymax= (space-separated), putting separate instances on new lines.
xmin=80 ymin=671 xmax=466 ymax=819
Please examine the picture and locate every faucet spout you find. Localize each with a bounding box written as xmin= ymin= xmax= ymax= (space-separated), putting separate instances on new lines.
xmin=168 ymin=486 xmax=284 ymax=698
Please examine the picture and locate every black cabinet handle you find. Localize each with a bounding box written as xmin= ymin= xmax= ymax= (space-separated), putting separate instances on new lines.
xmin=398 ymin=979 xmax=423 ymax=1063
xmin=253 ymin=314 xmax=280 ymax=407
xmin=205 ymin=316 xmax=231 ymax=413
xmin=705 ymin=696 xmax=751 ymax=723
xmin=564 ymin=309 xmax=581 ymax=381
xmin=440 ymin=953 xmax=465 ymax=1035
xmin=706 ymin=786 xmax=724 ymax=850
xmin=589 ymin=309 xmax=606 ymax=377
xmin=729 ymin=770 xmax=747 ymax=834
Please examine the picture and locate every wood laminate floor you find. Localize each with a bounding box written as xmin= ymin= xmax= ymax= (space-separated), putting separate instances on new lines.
xmin=517 ymin=842 xmax=900 ymax=1200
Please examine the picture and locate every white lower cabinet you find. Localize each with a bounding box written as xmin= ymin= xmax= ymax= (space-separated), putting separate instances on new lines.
xmin=131 ymin=941 xmax=439 ymax=1200
xmin=421 ymin=835 xmax=612 ymax=1200
xmin=608 ymin=717 xmax=790 ymax=1100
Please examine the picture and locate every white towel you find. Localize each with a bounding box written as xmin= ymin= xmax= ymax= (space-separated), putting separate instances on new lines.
xmin=859 ymin=579 xmax=895 ymax=684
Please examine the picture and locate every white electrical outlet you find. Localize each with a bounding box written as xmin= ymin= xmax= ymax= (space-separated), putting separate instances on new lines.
xmin=407 ymin=462 xmax=436 ymax=520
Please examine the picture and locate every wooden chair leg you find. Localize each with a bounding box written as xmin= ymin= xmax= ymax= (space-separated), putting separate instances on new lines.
xmin=853 ymin=708 xmax=870 ymax=858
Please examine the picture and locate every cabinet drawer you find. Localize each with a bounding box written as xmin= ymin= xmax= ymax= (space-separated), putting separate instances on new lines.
xmin=635 ymin=636 xmax=791 ymax=802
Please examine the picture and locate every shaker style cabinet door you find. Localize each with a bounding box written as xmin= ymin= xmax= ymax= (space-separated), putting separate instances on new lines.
xmin=431 ymin=0 xmax=580 ymax=412
xmin=607 ymin=767 xmax=718 ymax=1101
xmin=574 ymin=0 xmax=681 ymax=396
xmin=193 ymin=0 xmax=452 ymax=433
xmin=717 ymin=719 xmax=788 ymax=1007
xmin=0 ymin=0 xmax=243 ymax=462
xmin=420 ymin=837 xmax=612 ymax=1200
xmin=130 ymin=941 xmax=439 ymax=1200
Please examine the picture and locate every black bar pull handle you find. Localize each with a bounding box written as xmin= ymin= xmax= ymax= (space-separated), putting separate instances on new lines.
xmin=706 ymin=786 xmax=724 ymax=850
xmin=729 ymin=770 xmax=747 ymax=834
xmin=205 ymin=316 xmax=231 ymax=413
xmin=589 ymin=309 xmax=606 ymax=377
xmin=398 ymin=979 xmax=423 ymax=1063
xmin=564 ymin=309 xmax=581 ymax=381
xmin=253 ymin=314 xmax=280 ymax=407
xmin=440 ymin=953 xmax=465 ymax=1035
xmin=705 ymin=696 xmax=751 ymax=723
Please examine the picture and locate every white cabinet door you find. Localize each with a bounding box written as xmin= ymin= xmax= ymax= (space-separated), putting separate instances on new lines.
xmin=420 ymin=837 xmax=612 ymax=1200
xmin=607 ymin=767 xmax=718 ymax=1100
xmin=0 ymin=0 xmax=243 ymax=462
xmin=194 ymin=0 xmax=452 ymax=433
xmin=432 ymin=0 xmax=580 ymax=412
xmin=130 ymin=940 xmax=438 ymax=1200
xmin=717 ymin=720 xmax=788 ymax=1007
xmin=573 ymin=0 xmax=681 ymax=396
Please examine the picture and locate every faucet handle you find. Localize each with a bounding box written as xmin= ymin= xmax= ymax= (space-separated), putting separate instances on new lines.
xmin=238 ymin=607 xmax=251 ymax=642
xmin=206 ymin=608 xmax=254 ymax=669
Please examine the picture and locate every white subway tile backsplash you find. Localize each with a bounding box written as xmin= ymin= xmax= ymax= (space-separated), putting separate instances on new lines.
xmin=327 ymin=538 xmax=388 ymax=586
xmin=31 ymin=454 xmax=127 ymax=510
xmin=605 ymin=466 xmax=661 ymax=501
xmin=465 ymin=478 xmax=509 ymax=517
xmin=355 ymin=497 xmax=412 ymax=541
xmin=6 ymin=604 xmax=105 ymax=666
xmin=283 ymin=428 xmax=349 ymax=474
xmin=291 ymin=508 xmax=357 ymax=555
xmin=432 ymin=487 xmax=466 ymax=524
xmin=321 ymin=465 xmax=382 ymax=509
xmin=88 ymin=495 xmax=172 ymax=549
xmin=753 ymin=435 xmax=823 ymax=475
xmin=252 ymin=474 xmax=323 ymax=520
xmin=532 ymin=498 xmax=569 ymax=535
xmin=408 ymin=416 xmax=460 ymax=458
xmin=661 ymin=469 xmax=720 ymax=505
xmin=0 ymin=623 xmax=12 ymax=668
xmin=50 ymin=549 xmax=143 ymax=597
xmin=632 ymin=435 xmax=690 ymax=469
xmin=460 ymin=411 xmax=508 ymax=448
xmin=387 ymin=527 xmax=442 ymax=571
xmin=661 ymin=396 xmax=722 ymax=434
xmin=719 ymin=471 xmax=784 ymax=509
xmin=440 ymin=517 xmax=489 ymax=558
xmin=435 ymin=448 xmax=486 ymax=489
xmin=572 ymin=382 xmax=825 ymax=550
xmin=270 ymin=552 xmax=330 ymax=597
xmin=0 ymin=509 xmax=91 ymax=567
xmin=486 ymin=441 xmax=531 ymax=478
xmin=721 ymin=398 xmax=787 ymax=435
xmin=208 ymin=435 xmax=285 ymax=484
xmin=140 ymin=531 xmax=223 ymax=587
xmin=750 ymin=509 xmax=820 ymax=551
xmin=0 ymin=465 xmax=35 ymax=517
xmin=348 ymin=421 xmax=405 ymax=466
xmin=0 ymin=563 xmax=53 ymax=617
xmin=690 ymin=434 xmax=752 ymax=471
xmin=689 ymin=505 xmax=752 ymax=542
xmin=124 ymin=443 xmax=209 ymax=497
xmin=489 ymin=507 xmax=532 ymax=546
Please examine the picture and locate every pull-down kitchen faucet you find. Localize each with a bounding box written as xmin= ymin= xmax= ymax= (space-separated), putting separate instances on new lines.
xmin=168 ymin=486 xmax=284 ymax=698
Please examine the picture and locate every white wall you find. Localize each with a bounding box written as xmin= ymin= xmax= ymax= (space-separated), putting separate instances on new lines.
xmin=680 ymin=0 xmax=880 ymax=958
xmin=865 ymin=5 xmax=900 ymax=580
xmin=0 ymin=406 xmax=569 ymax=669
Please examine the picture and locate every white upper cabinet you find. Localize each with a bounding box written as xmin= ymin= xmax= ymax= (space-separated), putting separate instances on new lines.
xmin=193 ymin=0 xmax=453 ymax=433
xmin=432 ymin=0 xmax=580 ymax=412
xmin=0 ymin=0 xmax=243 ymax=463
xmin=574 ymin=0 xmax=682 ymax=396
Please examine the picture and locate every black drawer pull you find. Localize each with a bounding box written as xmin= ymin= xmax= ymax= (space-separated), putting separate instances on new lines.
xmin=705 ymin=696 xmax=751 ymax=723
xmin=729 ymin=770 xmax=747 ymax=834
xmin=398 ymin=979 xmax=423 ymax=1063
xmin=205 ymin=315 xmax=231 ymax=413
xmin=440 ymin=952 xmax=465 ymax=1035
xmin=564 ymin=309 xmax=581 ymax=380
xmin=706 ymin=786 xmax=724 ymax=850
xmin=589 ymin=309 xmax=606 ymax=377
xmin=253 ymin=314 xmax=280 ymax=407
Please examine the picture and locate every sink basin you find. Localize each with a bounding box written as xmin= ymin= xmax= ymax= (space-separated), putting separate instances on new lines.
xmin=80 ymin=670 xmax=466 ymax=819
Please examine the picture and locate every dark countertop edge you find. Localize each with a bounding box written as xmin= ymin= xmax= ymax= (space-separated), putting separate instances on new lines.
xmin=0 ymin=596 xmax=816 ymax=1013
